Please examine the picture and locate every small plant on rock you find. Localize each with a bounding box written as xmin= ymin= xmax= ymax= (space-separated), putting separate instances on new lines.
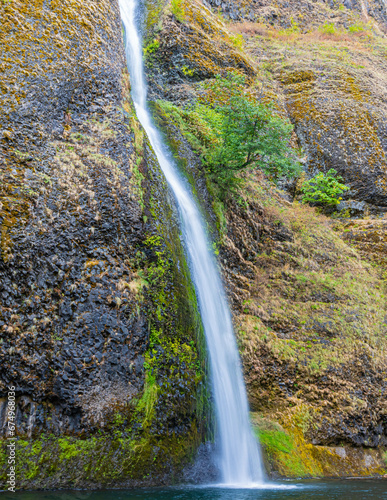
xmin=301 ymin=169 xmax=349 ymax=208
xmin=319 ymin=22 xmax=337 ymax=35
xmin=144 ymin=39 xmax=160 ymax=56
xmin=171 ymin=0 xmax=186 ymax=23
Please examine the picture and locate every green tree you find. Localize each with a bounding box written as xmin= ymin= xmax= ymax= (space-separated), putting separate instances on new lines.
xmin=301 ymin=169 xmax=349 ymax=207
xmin=200 ymin=74 xmax=301 ymax=195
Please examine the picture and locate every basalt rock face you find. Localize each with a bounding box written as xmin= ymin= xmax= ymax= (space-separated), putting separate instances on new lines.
xmin=146 ymin=0 xmax=387 ymax=477
xmin=144 ymin=0 xmax=255 ymax=103
xmin=0 ymin=0 xmax=205 ymax=489
xmin=207 ymin=0 xmax=387 ymax=209
xmin=0 ymin=0 xmax=143 ymax=437
xmin=206 ymin=0 xmax=387 ymax=30
xmin=258 ymin=37 xmax=387 ymax=208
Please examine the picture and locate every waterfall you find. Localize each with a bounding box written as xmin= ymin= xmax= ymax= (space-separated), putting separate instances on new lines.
xmin=118 ymin=0 xmax=264 ymax=486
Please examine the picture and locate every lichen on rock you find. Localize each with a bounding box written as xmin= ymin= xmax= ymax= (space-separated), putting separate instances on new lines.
xmin=0 ymin=0 xmax=207 ymax=489
xmin=145 ymin=0 xmax=387 ymax=478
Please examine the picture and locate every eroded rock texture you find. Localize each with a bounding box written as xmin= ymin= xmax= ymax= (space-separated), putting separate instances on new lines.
xmin=224 ymin=0 xmax=387 ymax=207
xmin=0 ymin=0 xmax=205 ymax=489
xmin=206 ymin=0 xmax=387 ymax=29
xmin=0 ymin=0 xmax=146 ymax=436
xmin=145 ymin=0 xmax=387 ymax=476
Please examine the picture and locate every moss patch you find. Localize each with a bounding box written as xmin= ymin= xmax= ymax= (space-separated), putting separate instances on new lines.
xmin=253 ymin=409 xmax=387 ymax=478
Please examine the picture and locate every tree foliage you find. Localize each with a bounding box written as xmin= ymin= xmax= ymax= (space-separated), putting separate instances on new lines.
xmin=198 ymin=74 xmax=301 ymax=195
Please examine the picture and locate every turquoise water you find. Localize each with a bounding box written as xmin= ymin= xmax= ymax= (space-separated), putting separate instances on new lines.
xmin=1 ymin=481 xmax=387 ymax=500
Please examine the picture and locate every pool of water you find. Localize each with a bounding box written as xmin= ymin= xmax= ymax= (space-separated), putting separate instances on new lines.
xmin=1 ymin=481 xmax=387 ymax=500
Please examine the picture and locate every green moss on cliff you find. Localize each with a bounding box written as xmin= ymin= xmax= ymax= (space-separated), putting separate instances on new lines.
xmin=241 ymin=18 xmax=387 ymax=203
xmin=0 ymin=432 xmax=200 ymax=488
xmin=0 ymin=0 xmax=209 ymax=486
xmin=253 ymin=409 xmax=387 ymax=478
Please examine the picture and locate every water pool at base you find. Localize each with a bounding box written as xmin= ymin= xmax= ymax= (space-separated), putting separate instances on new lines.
xmin=1 ymin=481 xmax=387 ymax=500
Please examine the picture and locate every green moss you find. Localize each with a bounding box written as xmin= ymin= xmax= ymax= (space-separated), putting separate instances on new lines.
xmin=171 ymin=0 xmax=187 ymax=23
xmin=142 ymin=141 xmax=212 ymax=442
xmin=135 ymin=373 xmax=159 ymax=429
xmin=144 ymin=38 xmax=160 ymax=57
xmin=253 ymin=413 xmax=320 ymax=477
xmin=258 ymin=427 xmax=294 ymax=454
xmin=57 ymin=439 xmax=83 ymax=461
xmin=144 ymin=0 xmax=165 ymax=32
xmin=1 ymin=432 xmax=201 ymax=488
xmin=253 ymin=407 xmax=386 ymax=478
xmin=236 ymin=176 xmax=387 ymax=375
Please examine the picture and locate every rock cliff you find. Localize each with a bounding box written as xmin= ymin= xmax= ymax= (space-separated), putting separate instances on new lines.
xmin=0 ymin=0 xmax=206 ymax=489
xmin=1 ymin=0 xmax=387 ymax=488
xmin=145 ymin=0 xmax=387 ymax=477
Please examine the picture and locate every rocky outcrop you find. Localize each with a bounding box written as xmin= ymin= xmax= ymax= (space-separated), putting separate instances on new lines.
xmin=340 ymin=219 xmax=387 ymax=271
xmin=144 ymin=0 xmax=256 ymax=102
xmin=1 ymin=0 xmax=142 ymax=437
xmin=0 ymin=0 xmax=206 ymax=489
xmin=147 ymin=0 xmax=387 ymax=477
xmin=2 ymin=0 xmax=387 ymax=486
xmin=205 ymin=0 xmax=387 ymax=208
xmin=206 ymin=0 xmax=387 ymax=30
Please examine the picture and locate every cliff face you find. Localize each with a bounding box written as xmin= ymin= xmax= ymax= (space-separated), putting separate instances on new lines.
xmin=145 ymin=0 xmax=387 ymax=477
xmin=2 ymin=0 xmax=387 ymax=488
xmin=206 ymin=0 xmax=387 ymax=30
xmin=0 ymin=0 xmax=206 ymax=488
xmin=0 ymin=0 xmax=143 ymax=428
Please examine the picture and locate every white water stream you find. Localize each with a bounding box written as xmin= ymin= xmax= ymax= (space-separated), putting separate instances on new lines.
xmin=119 ymin=0 xmax=264 ymax=486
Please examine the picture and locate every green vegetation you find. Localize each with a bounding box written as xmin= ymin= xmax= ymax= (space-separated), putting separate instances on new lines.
xmin=279 ymin=17 xmax=301 ymax=36
xmin=135 ymin=373 xmax=159 ymax=428
xmin=200 ymin=75 xmax=301 ymax=195
xmin=158 ymin=74 xmax=300 ymax=198
xmin=235 ymin=172 xmax=386 ymax=375
xmin=144 ymin=38 xmax=160 ymax=56
xmin=252 ymin=411 xmax=321 ymax=477
xmin=171 ymin=0 xmax=186 ymax=22
xmin=301 ymin=169 xmax=349 ymax=208
xmin=252 ymin=409 xmax=386 ymax=478
xmin=258 ymin=425 xmax=294 ymax=454
xmin=319 ymin=22 xmax=337 ymax=35
xmin=0 ymin=432 xmax=198 ymax=487
xmin=348 ymin=21 xmax=369 ymax=34
xmin=229 ymin=33 xmax=245 ymax=50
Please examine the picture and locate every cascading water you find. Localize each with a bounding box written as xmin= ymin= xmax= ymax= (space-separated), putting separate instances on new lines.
xmin=119 ymin=0 xmax=264 ymax=486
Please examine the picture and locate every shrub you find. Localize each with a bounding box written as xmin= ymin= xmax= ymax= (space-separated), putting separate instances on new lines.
xmin=301 ymin=169 xmax=349 ymax=207
xmin=229 ymin=33 xmax=245 ymax=50
xmin=144 ymin=39 xmax=160 ymax=56
xmin=319 ymin=22 xmax=337 ymax=35
xmin=348 ymin=21 xmax=367 ymax=33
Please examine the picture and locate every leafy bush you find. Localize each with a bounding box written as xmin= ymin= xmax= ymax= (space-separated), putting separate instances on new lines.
xmin=156 ymin=74 xmax=300 ymax=198
xmin=348 ymin=21 xmax=367 ymax=33
xmin=144 ymin=39 xmax=160 ymax=56
xmin=198 ymin=74 xmax=301 ymax=196
xmin=319 ymin=22 xmax=337 ymax=35
xmin=229 ymin=33 xmax=245 ymax=50
xmin=301 ymin=169 xmax=349 ymax=207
